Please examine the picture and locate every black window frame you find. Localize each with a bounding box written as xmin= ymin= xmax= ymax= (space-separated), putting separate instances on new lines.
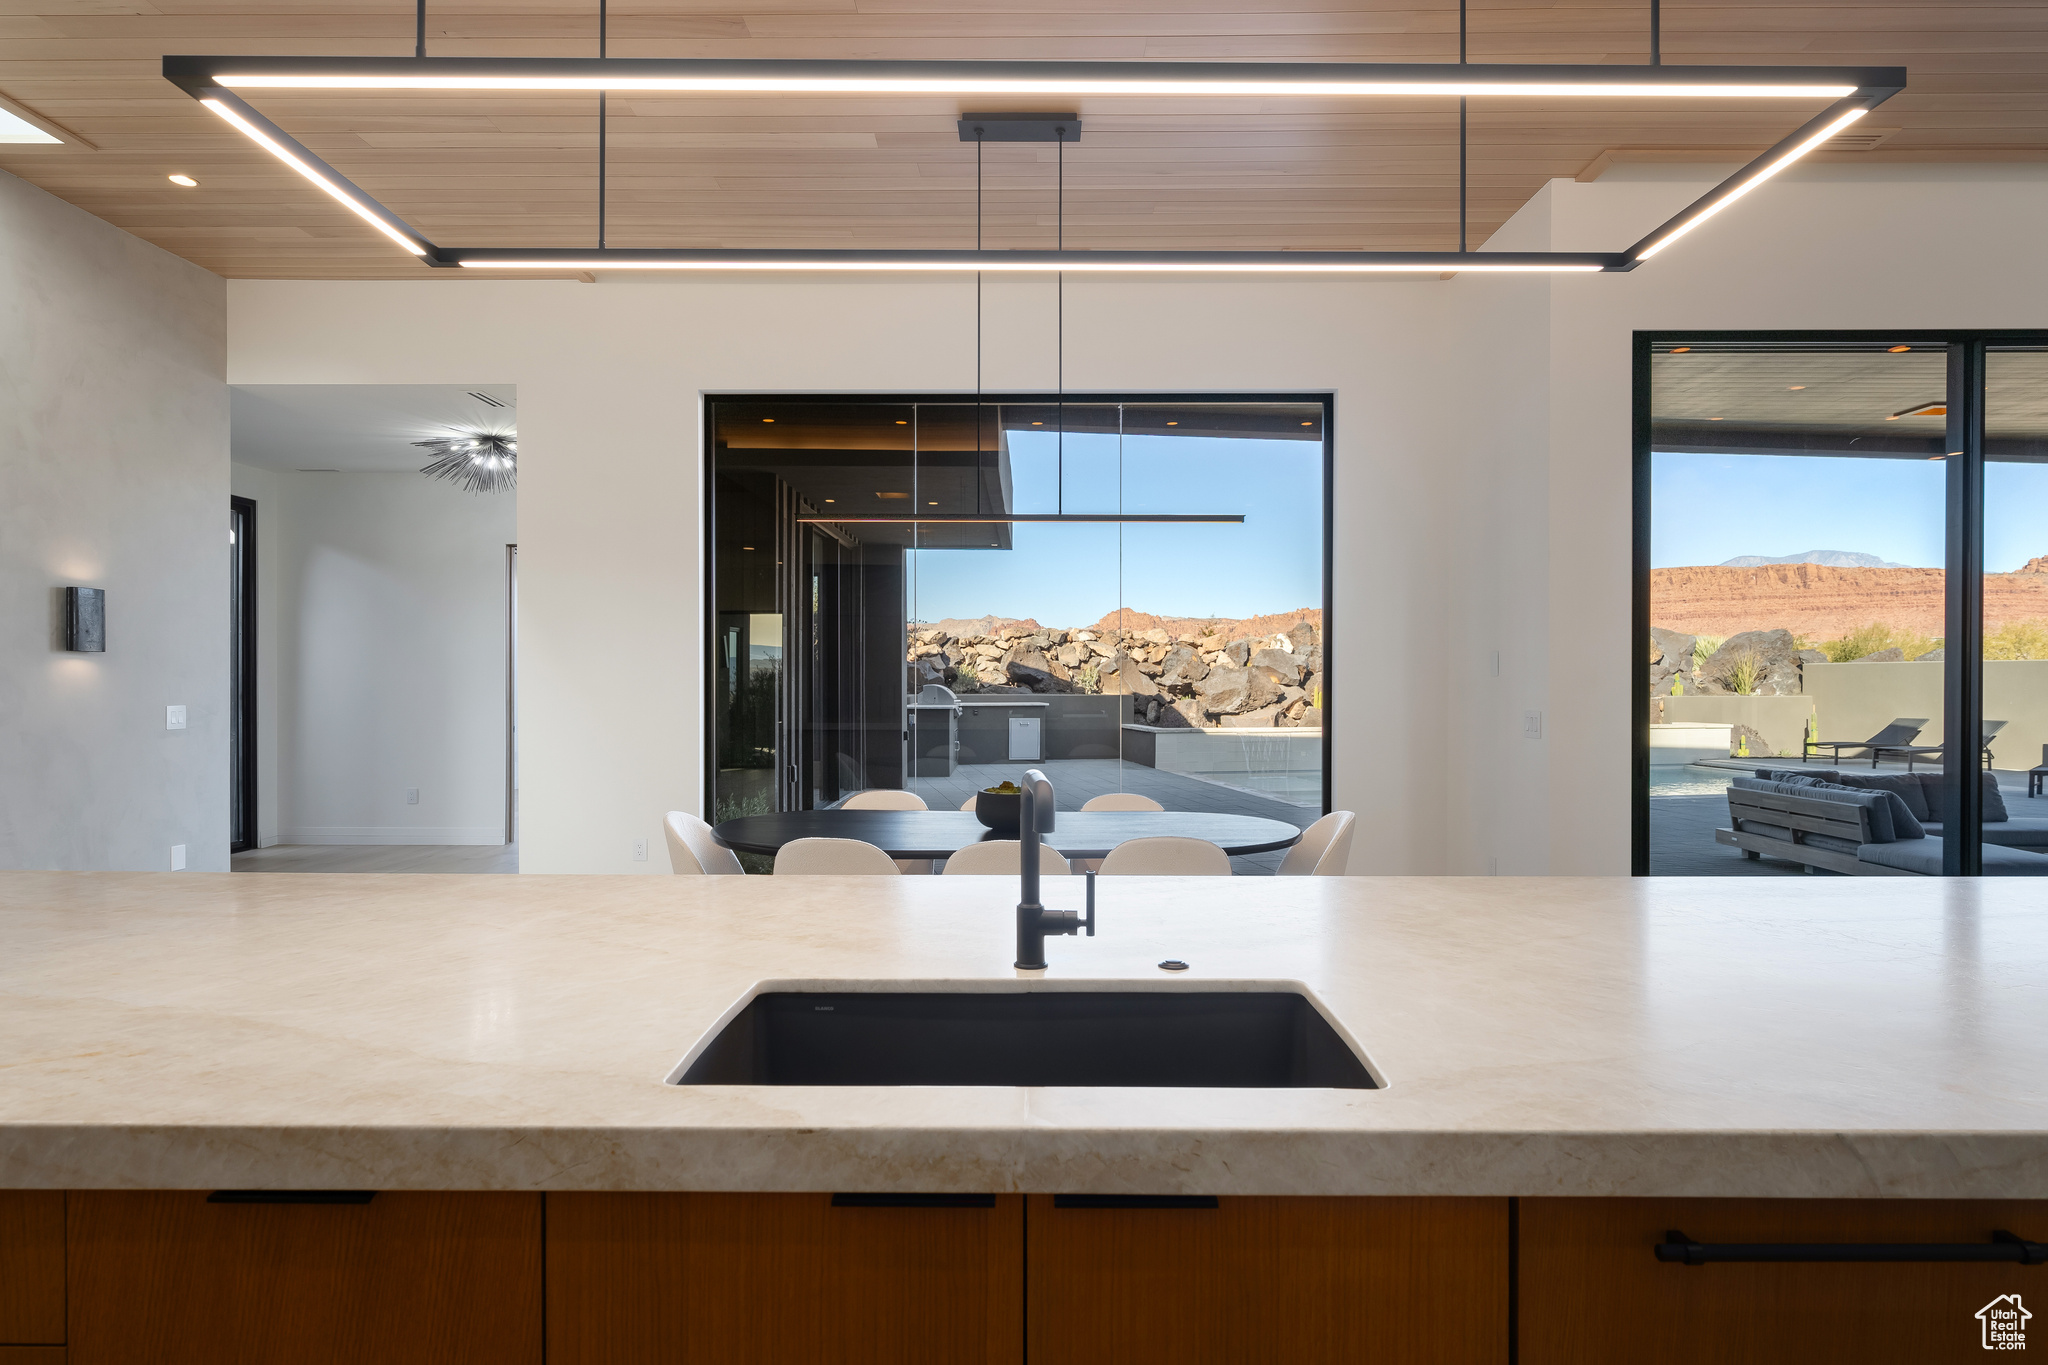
xmin=702 ymin=390 xmax=1337 ymax=820
xmin=1632 ymin=329 xmax=2048 ymax=876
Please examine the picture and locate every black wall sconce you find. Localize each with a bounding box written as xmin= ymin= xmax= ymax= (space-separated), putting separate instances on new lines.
xmin=66 ymin=586 xmax=105 ymax=652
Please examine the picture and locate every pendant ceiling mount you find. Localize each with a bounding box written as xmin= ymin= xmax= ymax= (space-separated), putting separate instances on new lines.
xmin=162 ymin=53 xmax=1904 ymax=274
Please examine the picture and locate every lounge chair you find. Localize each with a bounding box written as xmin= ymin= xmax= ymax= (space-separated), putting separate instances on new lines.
xmin=1803 ymin=717 xmax=1926 ymax=767
xmin=1874 ymin=720 xmax=2007 ymax=772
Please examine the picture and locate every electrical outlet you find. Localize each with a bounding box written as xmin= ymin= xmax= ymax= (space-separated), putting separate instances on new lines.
xmin=632 ymin=838 xmax=648 ymax=862
xmin=1523 ymin=710 xmax=1543 ymax=740
xmin=170 ymin=844 xmax=186 ymax=871
xmin=165 ymin=704 xmax=187 ymax=731
xmin=405 ymin=788 xmax=419 ymax=806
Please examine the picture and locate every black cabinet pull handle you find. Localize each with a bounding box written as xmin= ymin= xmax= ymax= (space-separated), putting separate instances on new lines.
xmin=830 ymin=1193 xmax=995 ymax=1209
xmin=208 ymin=1190 xmax=377 ymax=1205
xmin=1054 ymin=1195 xmax=1219 ymax=1210
xmin=1657 ymin=1228 xmax=2046 ymax=1265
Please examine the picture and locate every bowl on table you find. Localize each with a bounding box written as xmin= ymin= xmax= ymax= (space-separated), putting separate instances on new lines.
xmin=974 ymin=788 xmax=1022 ymax=832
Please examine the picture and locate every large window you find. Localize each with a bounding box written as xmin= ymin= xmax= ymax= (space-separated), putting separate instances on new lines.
xmin=706 ymin=394 xmax=1331 ymax=872
xmin=1634 ymin=334 xmax=2048 ymax=877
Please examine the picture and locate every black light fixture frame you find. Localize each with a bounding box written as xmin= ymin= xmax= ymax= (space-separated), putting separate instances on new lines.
xmin=164 ymin=55 xmax=1903 ymax=274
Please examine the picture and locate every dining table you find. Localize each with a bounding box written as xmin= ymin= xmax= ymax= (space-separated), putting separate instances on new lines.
xmin=710 ymin=809 xmax=1305 ymax=862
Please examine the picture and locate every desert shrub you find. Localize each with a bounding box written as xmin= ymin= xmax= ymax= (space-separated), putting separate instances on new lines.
xmin=1691 ymin=636 xmax=1722 ymax=668
xmin=952 ymin=664 xmax=983 ymax=693
xmin=1820 ymin=622 xmax=1938 ymax=663
xmin=1076 ymin=662 xmax=1101 ymax=693
xmin=1715 ymin=649 xmax=1766 ymax=696
xmin=1985 ymin=618 xmax=2048 ymax=660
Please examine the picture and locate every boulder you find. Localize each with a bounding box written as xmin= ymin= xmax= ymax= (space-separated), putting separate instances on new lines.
xmin=1055 ymin=642 xmax=1087 ymax=669
xmin=1916 ymin=648 xmax=1945 ymax=661
xmin=1245 ymin=665 xmax=1287 ymax=709
xmin=1158 ymin=646 xmax=1209 ymax=688
xmin=1197 ymin=667 xmax=1252 ymax=714
xmin=1096 ymin=655 xmax=1161 ymax=697
xmin=1225 ymin=638 xmax=1253 ymax=668
xmin=1220 ymin=704 xmax=1282 ymax=728
xmin=1168 ymin=696 xmax=1207 ymax=729
xmin=1140 ymin=627 xmax=1171 ymax=645
xmin=1648 ymin=626 xmax=1695 ymax=670
xmin=1006 ymin=660 xmax=1077 ymax=694
xmin=1729 ymin=723 xmax=1775 ymax=760
xmin=1854 ymin=647 xmax=1907 ymax=663
xmin=1698 ymin=628 xmax=1803 ymax=696
xmin=1287 ymin=621 xmax=1317 ymax=655
xmin=1248 ymin=648 xmax=1301 ymax=684
xmin=1298 ymin=706 xmax=1324 ymax=728
xmin=975 ymin=642 xmax=1006 ymax=659
xmin=1088 ymin=638 xmax=1118 ymax=659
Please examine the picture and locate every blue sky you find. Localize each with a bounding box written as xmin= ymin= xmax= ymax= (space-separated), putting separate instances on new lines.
xmin=1652 ymin=452 xmax=2048 ymax=573
xmin=908 ymin=430 xmax=1323 ymax=627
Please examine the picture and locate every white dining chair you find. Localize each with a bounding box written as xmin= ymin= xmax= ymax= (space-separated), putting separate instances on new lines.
xmin=1276 ymin=811 xmax=1356 ymax=877
xmin=942 ymin=840 xmax=1072 ymax=876
xmin=664 ymin=811 xmax=746 ymax=875
xmin=1073 ymin=792 xmax=1164 ymax=872
xmin=840 ymin=789 xmax=931 ymax=873
xmin=1080 ymin=793 xmax=1164 ymax=813
xmin=1097 ymin=836 xmax=1232 ymax=877
xmin=773 ymin=837 xmax=901 ymax=876
xmin=960 ymin=795 xmax=980 ymax=811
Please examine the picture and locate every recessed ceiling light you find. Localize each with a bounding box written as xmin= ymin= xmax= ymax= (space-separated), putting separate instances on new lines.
xmin=1670 ymin=347 xmax=1692 ymax=353
xmin=896 ymin=420 xmax=908 ymax=425
xmin=762 ymin=417 xmax=775 ymax=422
xmin=877 ymin=491 xmax=910 ymax=499
xmin=1300 ymin=421 xmax=1314 ymax=426
xmin=824 ymin=498 xmax=835 ymax=503
xmin=1708 ymin=416 xmax=1723 ymax=421
xmin=1888 ymin=345 xmax=1911 ymax=353
xmin=1031 ymin=421 xmax=1042 ymax=426
xmin=1166 ymin=421 xmax=1178 ymax=425
xmin=928 ymin=501 xmax=939 ymax=506
xmin=1787 ymin=385 xmax=1806 ymax=390
xmin=168 ymin=173 xmax=198 ymax=187
xmin=743 ymin=545 xmax=754 ymax=550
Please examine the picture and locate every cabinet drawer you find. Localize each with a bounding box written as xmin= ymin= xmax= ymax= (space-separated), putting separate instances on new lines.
xmin=1027 ymin=1194 xmax=1508 ymax=1365
xmin=1520 ymin=1197 xmax=2048 ymax=1365
xmin=547 ymin=1192 xmax=1023 ymax=1365
xmin=68 ymin=1191 xmax=542 ymax=1365
xmin=0 ymin=1193 xmax=63 ymax=1344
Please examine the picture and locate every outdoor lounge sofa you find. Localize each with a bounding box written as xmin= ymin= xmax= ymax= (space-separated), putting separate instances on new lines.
xmin=1802 ymin=717 xmax=1926 ymax=768
xmin=1716 ymin=769 xmax=2048 ymax=875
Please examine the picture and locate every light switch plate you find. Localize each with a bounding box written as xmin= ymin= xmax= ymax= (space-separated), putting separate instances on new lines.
xmin=406 ymin=788 xmax=419 ymax=805
xmin=632 ymin=838 xmax=648 ymax=862
xmin=170 ymin=844 xmax=186 ymax=871
xmin=1523 ymin=710 xmax=1543 ymax=740
xmin=166 ymin=704 xmax=187 ymax=730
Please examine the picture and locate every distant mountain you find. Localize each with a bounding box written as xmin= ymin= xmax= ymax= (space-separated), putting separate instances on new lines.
xmin=1719 ymin=550 xmax=1908 ymax=569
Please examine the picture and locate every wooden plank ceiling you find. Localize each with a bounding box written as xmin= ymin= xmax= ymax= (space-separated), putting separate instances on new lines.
xmin=0 ymin=1 xmax=2041 ymax=279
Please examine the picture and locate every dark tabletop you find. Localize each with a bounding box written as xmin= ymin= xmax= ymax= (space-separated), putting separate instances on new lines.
xmin=710 ymin=810 xmax=1304 ymax=860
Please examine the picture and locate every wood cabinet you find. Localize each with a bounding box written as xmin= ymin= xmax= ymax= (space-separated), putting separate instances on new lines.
xmin=0 ymin=1192 xmax=64 ymax=1346
xmin=65 ymin=1192 xmax=541 ymax=1365
xmin=1520 ymin=1197 xmax=2048 ymax=1365
xmin=546 ymin=1192 xmax=1023 ymax=1365
xmin=1027 ymin=1195 xmax=1509 ymax=1365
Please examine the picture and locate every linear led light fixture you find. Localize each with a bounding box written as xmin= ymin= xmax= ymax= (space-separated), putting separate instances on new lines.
xmin=796 ymin=513 xmax=1246 ymax=524
xmin=164 ymin=56 xmax=1904 ymax=274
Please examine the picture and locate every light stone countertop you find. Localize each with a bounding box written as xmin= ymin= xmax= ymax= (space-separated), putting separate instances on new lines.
xmin=1 ymin=870 xmax=2044 ymax=1198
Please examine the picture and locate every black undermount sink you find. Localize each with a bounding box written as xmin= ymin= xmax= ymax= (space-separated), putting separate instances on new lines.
xmin=670 ymin=989 xmax=1378 ymax=1089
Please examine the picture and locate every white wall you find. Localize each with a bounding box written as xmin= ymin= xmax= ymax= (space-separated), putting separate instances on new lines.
xmin=224 ymin=163 xmax=2048 ymax=875
xmin=0 ymin=167 xmax=229 ymax=872
xmin=231 ymin=466 xmax=515 ymax=846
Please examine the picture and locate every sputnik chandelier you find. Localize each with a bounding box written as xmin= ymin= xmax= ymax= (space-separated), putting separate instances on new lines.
xmin=163 ymin=0 xmax=1903 ymax=275
xmin=414 ymin=432 xmax=516 ymax=494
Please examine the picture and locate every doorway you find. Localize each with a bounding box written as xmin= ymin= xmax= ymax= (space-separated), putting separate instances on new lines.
xmin=229 ymin=495 xmax=257 ymax=853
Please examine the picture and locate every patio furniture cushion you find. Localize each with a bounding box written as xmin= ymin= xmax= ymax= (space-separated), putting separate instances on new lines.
xmin=1906 ymin=770 xmax=2010 ymax=823
xmin=1757 ymin=768 xmax=1839 ymax=783
xmin=1919 ymin=817 xmax=2048 ymax=848
xmin=1730 ymin=777 xmax=1902 ymax=843
xmin=1823 ymin=771 xmax=1933 ymax=823
xmin=1856 ymin=837 xmax=2048 ymax=875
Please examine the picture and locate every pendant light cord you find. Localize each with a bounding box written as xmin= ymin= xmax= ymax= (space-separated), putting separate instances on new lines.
xmin=597 ymin=0 xmax=607 ymax=250
xmin=1651 ymin=0 xmax=1661 ymax=64
xmin=975 ymin=134 xmax=983 ymax=518
xmin=1056 ymin=128 xmax=1064 ymax=516
xmin=415 ymin=0 xmax=425 ymax=58
xmin=1458 ymin=0 xmax=1467 ymax=254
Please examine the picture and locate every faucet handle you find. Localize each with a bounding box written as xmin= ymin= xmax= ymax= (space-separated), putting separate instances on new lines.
xmin=1083 ymin=871 xmax=1096 ymax=937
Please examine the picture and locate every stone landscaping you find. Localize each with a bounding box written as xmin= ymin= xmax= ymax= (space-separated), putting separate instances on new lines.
xmin=909 ymin=619 xmax=1325 ymax=729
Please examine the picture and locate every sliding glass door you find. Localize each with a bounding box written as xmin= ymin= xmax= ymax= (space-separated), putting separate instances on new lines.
xmin=1634 ymin=332 xmax=2048 ymax=878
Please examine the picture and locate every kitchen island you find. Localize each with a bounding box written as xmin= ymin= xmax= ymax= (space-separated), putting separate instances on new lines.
xmin=1 ymin=871 xmax=2043 ymax=1363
